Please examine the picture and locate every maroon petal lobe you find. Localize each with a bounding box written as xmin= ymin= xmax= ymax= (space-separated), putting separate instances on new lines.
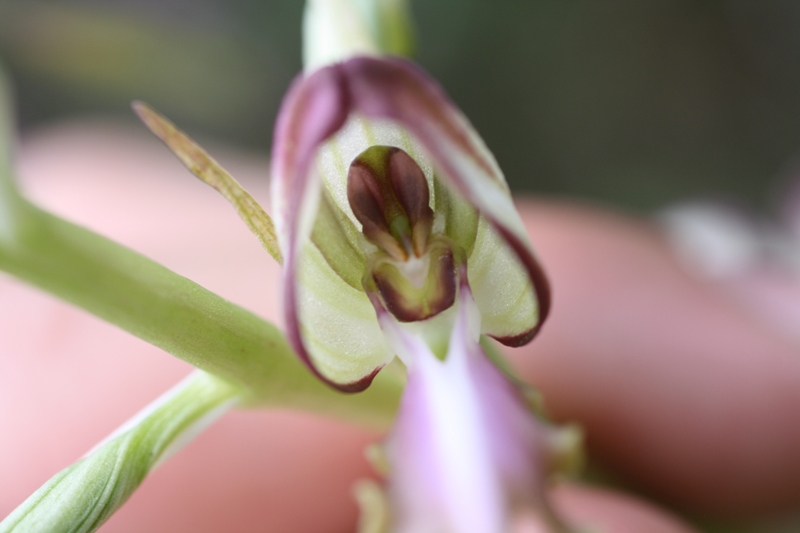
xmin=347 ymin=155 xmax=409 ymax=261
xmin=387 ymin=148 xmax=434 ymax=257
xmin=270 ymin=65 xmax=382 ymax=392
xmin=341 ymin=56 xmax=551 ymax=344
xmin=371 ymin=242 xmax=457 ymax=322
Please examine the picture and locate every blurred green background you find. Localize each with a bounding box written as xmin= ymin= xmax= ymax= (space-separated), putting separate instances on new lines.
xmin=2 ymin=0 xmax=800 ymax=213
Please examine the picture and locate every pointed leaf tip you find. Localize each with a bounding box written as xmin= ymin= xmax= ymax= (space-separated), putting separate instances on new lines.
xmin=133 ymin=101 xmax=283 ymax=264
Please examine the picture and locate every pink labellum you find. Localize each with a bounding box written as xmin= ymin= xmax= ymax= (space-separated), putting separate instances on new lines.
xmin=379 ymin=283 xmax=551 ymax=532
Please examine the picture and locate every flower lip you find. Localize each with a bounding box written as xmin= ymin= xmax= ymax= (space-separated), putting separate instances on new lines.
xmin=378 ymin=274 xmax=560 ymax=532
xmin=271 ymin=55 xmax=551 ymax=391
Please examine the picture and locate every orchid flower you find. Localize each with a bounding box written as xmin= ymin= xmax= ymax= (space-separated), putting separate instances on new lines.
xmin=0 ymin=2 xmax=581 ymax=531
xmin=268 ymin=5 xmax=583 ymax=529
xmin=270 ymin=54 xmax=551 ymax=391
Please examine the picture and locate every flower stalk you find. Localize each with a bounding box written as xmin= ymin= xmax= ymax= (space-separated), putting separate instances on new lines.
xmin=303 ymin=0 xmax=413 ymax=70
xmin=0 ymin=66 xmax=402 ymax=426
xmin=0 ymin=200 xmax=402 ymax=422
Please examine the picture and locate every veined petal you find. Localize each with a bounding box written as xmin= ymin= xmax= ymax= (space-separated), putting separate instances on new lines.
xmin=297 ymin=239 xmax=392 ymax=385
xmin=271 ymin=65 xmax=385 ymax=391
xmin=379 ymin=297 xmax=504 ymax=533
xmin=272 ymin=67 xmax=440 ymax=390
xmin=468 ymin=217 xmax=537 ymax=342
xmin=342 ymin=56 xmax=550 ymax=345
xmin=273 ymin=65 xmax=427 ymax=390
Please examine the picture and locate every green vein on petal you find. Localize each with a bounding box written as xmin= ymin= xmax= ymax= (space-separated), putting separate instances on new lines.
xmin=311 ymin=188 xmax=366 ymax=290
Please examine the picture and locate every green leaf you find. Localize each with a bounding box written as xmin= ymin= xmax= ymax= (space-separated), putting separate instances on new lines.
xmin=0 ymin=372 xmax=238 ymax=533
xmin=132 ymin=101 xmax=282 ymax=264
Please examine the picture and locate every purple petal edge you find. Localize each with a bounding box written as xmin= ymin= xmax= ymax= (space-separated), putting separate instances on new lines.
xmin=271 ymin=65 xmax=381 ymax=392
xmin=486 ymin=224 xmax=551 ymax=347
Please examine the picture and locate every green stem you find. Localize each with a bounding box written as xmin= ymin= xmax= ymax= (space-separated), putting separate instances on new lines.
xmin=303 ymin=0 xmax=413 ymax=70
xmin=0 ymin=372 xmax=238 ymax=533
xmin=0 ymin=61 xmax=400 ymax=425
xmin=0 ymin=200 xmax=401 ymax=426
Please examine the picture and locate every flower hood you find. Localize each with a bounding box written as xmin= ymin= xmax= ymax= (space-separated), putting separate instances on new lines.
xmin=270 ymin=56 xmax=550 ymax=391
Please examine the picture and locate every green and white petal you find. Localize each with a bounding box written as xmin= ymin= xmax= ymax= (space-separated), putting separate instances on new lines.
xmin=298 ymin=238 xmax=393 ymax=385
xmin=468 ymin=217 xmax=538 ymax=342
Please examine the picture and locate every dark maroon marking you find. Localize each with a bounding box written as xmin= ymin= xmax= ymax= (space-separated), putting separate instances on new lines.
xmin=387 ymin=148 xmax=433 ymax=257
xmin=347 ymin=146 xmax=433 ymax=261
xmin=347 ymin=160 xmax=408 ymax=260
xmin=373 ymin=246 xmax=456 ymax=322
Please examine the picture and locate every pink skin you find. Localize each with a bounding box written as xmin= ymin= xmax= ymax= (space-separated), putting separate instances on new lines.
xmin=515 ymin=201 xmax=800 ymax=516
xmin=9 ymin=123 xmax=798 ymax=531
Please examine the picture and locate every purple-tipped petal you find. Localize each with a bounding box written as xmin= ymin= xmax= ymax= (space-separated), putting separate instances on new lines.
xmin=342 ymin=56 xmax=550 ymax=345
xmin=271 ymin=65 xmax=391 ymax=391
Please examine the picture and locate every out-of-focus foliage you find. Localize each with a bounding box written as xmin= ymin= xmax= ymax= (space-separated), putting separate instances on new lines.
xmin=2 ymin=0 xmax=800 ymax=212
